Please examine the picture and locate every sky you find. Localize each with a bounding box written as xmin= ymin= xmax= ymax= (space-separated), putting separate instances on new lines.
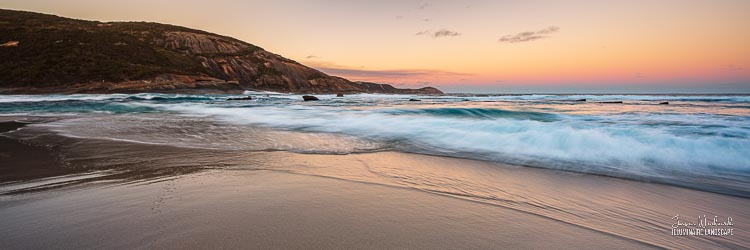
xmin=2 ymin=0 xmax=749 ymax=93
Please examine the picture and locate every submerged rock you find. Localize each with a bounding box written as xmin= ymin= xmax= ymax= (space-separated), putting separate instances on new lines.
xmin=303 ymin=95 xmax=319 ymax=101
xmin=575 ymin=99 xmax=587 ymax=102
xmin=599 ymin=101 xmax=624 ymax=104
xmin=227 ymin=96 xmax=253 ymax=101
xmin=659 ymin=101 xmax=669 ymax=105
xmin=409 ymin=99 xmax=421 ymax=102
xmin=336 ymin=93 xmax=344 ymax=97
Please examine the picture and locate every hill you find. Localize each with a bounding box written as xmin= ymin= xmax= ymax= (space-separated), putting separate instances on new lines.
xmin=0 ymin=9 xmax=442 ymax=94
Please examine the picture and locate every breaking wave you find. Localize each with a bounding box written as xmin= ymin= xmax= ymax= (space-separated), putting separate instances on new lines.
xmin=3 ymin=93 xmax=749 ymax=196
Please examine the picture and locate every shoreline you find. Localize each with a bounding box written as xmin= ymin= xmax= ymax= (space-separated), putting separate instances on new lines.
xmin=0 ymin=116 xmax=748 ymax=249
xmin=0 ymin=118 xmax=78 ymax=182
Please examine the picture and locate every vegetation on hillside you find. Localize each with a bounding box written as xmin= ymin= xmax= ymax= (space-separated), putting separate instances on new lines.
xmin=0 ymin=9 xmax=240 ymax=87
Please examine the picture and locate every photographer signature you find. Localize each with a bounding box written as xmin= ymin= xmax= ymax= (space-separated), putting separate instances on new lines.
xmin=672 ymin=214 xmax=733 ymax=229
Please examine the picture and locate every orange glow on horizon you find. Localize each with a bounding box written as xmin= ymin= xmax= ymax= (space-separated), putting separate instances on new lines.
xmin=2 ymin=0 xmax=748 ymax=91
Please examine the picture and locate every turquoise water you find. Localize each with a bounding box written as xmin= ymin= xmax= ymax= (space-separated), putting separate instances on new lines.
xmin=1 ymin=92 xmax=749 ymax=196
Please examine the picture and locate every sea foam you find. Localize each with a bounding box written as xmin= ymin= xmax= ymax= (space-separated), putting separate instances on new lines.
xmin=3 ymin=93 xmax=749 ymax=196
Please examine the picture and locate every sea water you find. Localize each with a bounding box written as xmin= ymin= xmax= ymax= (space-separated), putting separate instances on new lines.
xmin=1 ymin=92 xmax=748 ymax=197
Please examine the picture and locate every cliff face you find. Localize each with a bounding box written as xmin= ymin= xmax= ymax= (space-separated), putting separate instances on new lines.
xmin=0 ymin=9 xmax=443 ymax=95
xmin=154 ymin=31 xmax=364 ymax=93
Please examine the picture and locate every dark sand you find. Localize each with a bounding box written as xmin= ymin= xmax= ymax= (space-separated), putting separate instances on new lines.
xmin=1 ymin=118 xmax=747 ymax=249
xmin=0 ymin=118 xmax=77 ymax=182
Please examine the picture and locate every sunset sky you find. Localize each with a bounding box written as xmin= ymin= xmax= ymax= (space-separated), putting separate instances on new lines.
xmin=2 ymin=0 xmax=749 ymax=93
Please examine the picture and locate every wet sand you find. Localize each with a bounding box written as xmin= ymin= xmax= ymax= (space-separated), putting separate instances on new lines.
xmin=0 ymin=118 xmax=77 ymax=182
xmin=0 ymin=118 xmax=747 ymax=249
xmin=0 ymin=170 xmax=650 ymax=249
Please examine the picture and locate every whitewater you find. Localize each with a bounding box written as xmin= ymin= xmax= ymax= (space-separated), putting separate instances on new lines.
xmin=1 ymin=92 xmax=748 ymax=197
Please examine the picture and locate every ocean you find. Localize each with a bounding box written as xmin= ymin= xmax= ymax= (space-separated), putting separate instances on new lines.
xmin=1 ymin=92 xmax=748 ymax=197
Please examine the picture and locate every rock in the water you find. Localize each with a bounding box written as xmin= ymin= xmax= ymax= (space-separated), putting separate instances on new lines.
xmin=409 ymin=99 xmax=421 ymax=102
xmin=336 ymin=93 xmax=344 ymax=97
xmin=575 ymin=99 xmax=587 ymax=102
xmin=227 ymin=96 xmax=253 ymax=101
xmin=303 ymin=95 xmax=319 ymax=101
xmin=599 ymin=101 xmax=623 ymax=104
xmin=659 ymin=101 xmax=669 ymax=105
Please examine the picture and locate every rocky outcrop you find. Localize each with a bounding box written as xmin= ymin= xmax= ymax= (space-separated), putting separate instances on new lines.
xmin=353 ymin=82 xmax=444 ymax=95
xmin=0 ymin=9 xmax=443 ymax=95
xmin=152 ymin=31 xmax=396 ymax=94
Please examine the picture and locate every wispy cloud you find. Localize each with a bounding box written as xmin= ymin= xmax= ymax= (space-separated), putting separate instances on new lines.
xmin=305 ymin=55 xmax=320 ymax=59
xmin=317 ymin=67 xmax=465 ymax=78
xmin=498 ymin=26 xmax=560 ymax=43
xmin=305 ymin=61 xmax=468 ymax=82
xmin=417 ymin=2 xmax=431 ymax=10
xmin=724 ymin=64 xmax=744 ymax=71
xmin=416 ymin=29 xmax=461 ymax=38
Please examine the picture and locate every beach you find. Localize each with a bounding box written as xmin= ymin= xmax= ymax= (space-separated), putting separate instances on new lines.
xmin=1 ymin=115 xmax=747 ymax=249
xmin=2 ymin=2 xmax=749 ymax=248
xmin=1 ymin=169 xmax=646 ymax=249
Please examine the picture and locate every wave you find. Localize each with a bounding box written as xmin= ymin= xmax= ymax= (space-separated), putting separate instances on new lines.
xmin=444 ymin=94 xmax=750 ymax=102
xmin=3 ymin=93 xmax=748 ymax=106
xmin=384 ymin=108 xmax=558 ymax=121
xmin=155 ymin=103 xmax=750 ymax=196
xmin=30 ymin=115 xmax=385 ymax=154
xmin=123 ymin=96 xmax=216 ymax=102
xmin=0 ymin=100 xmax=159 ymax=114
xmin=2 ymin=93 xmax=749 ymax=196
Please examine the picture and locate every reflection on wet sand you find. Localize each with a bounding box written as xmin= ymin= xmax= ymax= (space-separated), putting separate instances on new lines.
xmin=1 ymin=120 xmax=747 ymax=249
xmin=230 ymin=151 xmax=749 ymax=249
xmin=0 ymin=170 xmax=650 ymax=249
